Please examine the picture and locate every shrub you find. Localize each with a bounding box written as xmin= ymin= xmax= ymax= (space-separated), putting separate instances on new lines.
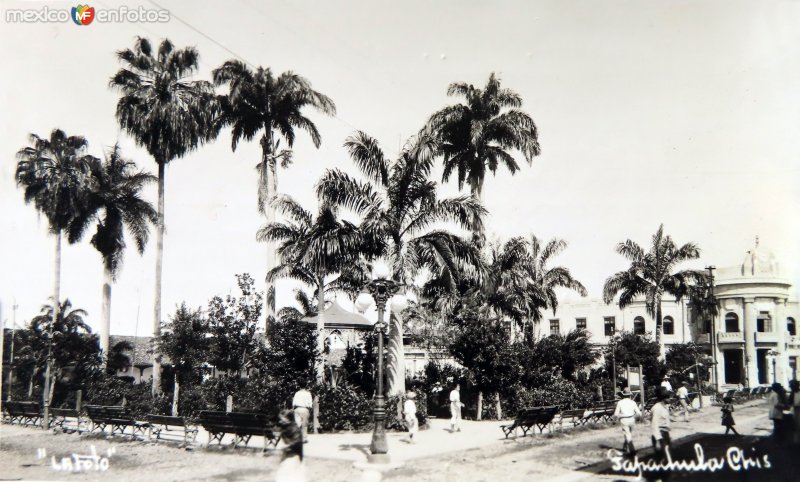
xmin=502 ymin=376 xmax=595 ymax=416
xmin=316 ymin=384 xmax=373 ymax=432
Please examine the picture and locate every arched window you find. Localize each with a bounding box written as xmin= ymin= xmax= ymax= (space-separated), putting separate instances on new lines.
xmin=788 ymin=317 xmax=797 ymax=336
xmin=633 ymin=316 xmax=646 ymax=335
xmin=725 ymin=313 xmax=739 ymax=332
xmin=663 ymin=316 xmax=675 ymax=335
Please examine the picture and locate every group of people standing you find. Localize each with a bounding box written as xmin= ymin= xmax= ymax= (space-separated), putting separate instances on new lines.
xmin=767 ymin=380 xmax=800 ymax=445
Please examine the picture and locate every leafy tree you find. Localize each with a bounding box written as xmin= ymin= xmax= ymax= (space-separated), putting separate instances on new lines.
xmin=666 ymin=342 xmax=709 ymax=388
xmin=606 ymin=331 xmax=664 ymax=388
xmin=340 ymin=331 xmax=378 ymax=396
xmin=603 ymin=224 xmax=706 ymax=359
xmin=68 ymin=145 xmax=157 ymax=361
xmin=158 ymin=304 xmax=209 ymax=415
xmin=317 ymin=130 xmax=485 ymax=395
xmin=206 ymin=274 xmax=262 ymax=376
xmin=111 ymin=37 xmax=220 ymax=393
xmin=256 ymin=315 xmax=319 ymax=393
xmin=425 ymin=73 xmax=540 ymax=199
xmin=449 ymin=301 xmax=517 ymax=420
xmin=526 ymin=330 xmax=597 ymax=381
xmin=106 ymin=340 xmax=134 ymax=375
xmin=213 ymin=61 xmax=336 ymax=327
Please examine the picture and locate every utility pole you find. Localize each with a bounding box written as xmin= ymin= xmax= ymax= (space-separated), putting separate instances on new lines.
xmin=7 ymin=300 xmax=18 ymax=400
xmin=706 ymin=266 xmax=719 ymax=395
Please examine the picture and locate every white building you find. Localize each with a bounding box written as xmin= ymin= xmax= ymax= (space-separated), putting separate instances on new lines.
xmin=540 ymin=239 xmax=799 ymax=390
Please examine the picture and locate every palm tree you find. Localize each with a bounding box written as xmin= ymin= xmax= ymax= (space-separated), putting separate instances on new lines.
xmin=425 ymin=73 xmax=540 ymax=199
xmin=257 ymin=195 xmax=361 ymax=380
xmin=67 ymin=145 xmax=157 ymax=365
xmin=15 ymin=129 xmax=94 ymax=427
xmin=110 ymin=37 xmax=219 ymax=393
xmin=213 ymin=61 xmax=336 ymax=328
xmin=317 ymin=130 xmax=486 ymax=395
xmin=603 ymin=224 xmax=707 ymax=360
xmin=29 ymin=299 xmax=96 ymax=408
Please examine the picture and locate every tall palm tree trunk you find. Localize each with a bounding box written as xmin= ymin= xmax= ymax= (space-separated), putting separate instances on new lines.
xmin=42 ymin=232 xmax=61 ymax=429
xmin=152 ymin=162 xmax=165 ymax=395
xmin=316 ymin=274 xmax=325 ymax=382
xmin=100 ymin=265 xmax=112 ymax=368
xmin=656 ymin=303 xmax=665 ymax=361
xmin=476 ymin=391 xmax=483 ymax=421
xmin=386 ymin=310 xmax=406 ymax=396
xmin=263 ymin=154 xmax=278 ymax=333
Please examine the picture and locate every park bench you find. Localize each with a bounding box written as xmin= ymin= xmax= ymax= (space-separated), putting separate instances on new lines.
xmin=732 ymin=388 xmax=750 ymax=403
xmin=146 ymin=414 xmax=199 ymax=446
xmin=85 ymin=405 xmax=148 ymax=438
xmin=585 ymin=400 xmax=617 ymax=423
xmin=553 ymin=408 xmax=591 ymax=429
xmin=50 ymin=407 xmax=82 ymax=432
xmin=197 ymin=411 xmax=280 ymax=452
xmin=3 ymin=401 xmax=41 ymax=427
xmin=500 ymin=406 xmax=559 ymax=438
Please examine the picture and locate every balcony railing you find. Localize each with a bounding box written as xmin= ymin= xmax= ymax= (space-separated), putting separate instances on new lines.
xmin=788 ymin=335 xmax=800 ymax=347
xmin=717 ymin=331 xmax=744 ymax=343
xmin=754 ymin=331 xmax=779 ymax=344
xmin=694 ymin=333 xmax=710 ymax=344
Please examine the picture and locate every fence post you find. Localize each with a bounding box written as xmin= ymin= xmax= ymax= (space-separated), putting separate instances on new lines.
xmin=312 ymin=395 xmax=320 ymax=434
xmin=225 ymin=395 xmax=233 ymax=412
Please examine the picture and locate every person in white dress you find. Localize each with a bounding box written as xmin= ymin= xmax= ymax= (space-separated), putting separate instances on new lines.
xmin=449 ymin=384 xmax=463 ymax=432
xmin=403 ymin=392 xmax=418 ymax=443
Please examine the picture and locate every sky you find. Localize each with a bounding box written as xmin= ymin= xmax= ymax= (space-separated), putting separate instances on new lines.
xmin=1 ymin=0 xmax=799 ymax=336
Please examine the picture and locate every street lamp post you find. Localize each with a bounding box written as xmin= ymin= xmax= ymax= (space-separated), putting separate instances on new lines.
xmin=705 ymin=266 xmax=719 ymax=395
xmin=767 ymin=350 xmax=779 ymax=384
xmin=355 ymin=262 xmax=401 ymax=465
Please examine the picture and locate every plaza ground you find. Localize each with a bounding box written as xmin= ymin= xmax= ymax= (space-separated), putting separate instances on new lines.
xmin=0 ymin=399 xmax=788 ymax=481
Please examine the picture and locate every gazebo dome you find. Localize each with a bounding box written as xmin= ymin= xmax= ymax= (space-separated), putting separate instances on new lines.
xmin=300 ymin=300 xmax=373 ymax=330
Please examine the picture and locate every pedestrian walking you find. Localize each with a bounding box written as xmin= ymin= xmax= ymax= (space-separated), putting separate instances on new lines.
xmin=768 ymin=383 xmax=787 ymax=444
xmin=449 ymin=384 xmax=463 ymax=432
xmin=676 ymin=382 xmax=690 ymax=422
xmin=292 ymin=383 xmax=313 ymax=443
xmin=788 ymin=380 xmax=800 ymax=445
xmin=613 ymin=387 xmax=641 ymax=456
xmin=649 ymin=386 xmax=672 ymax=482
xmin=403 ymin=391 xmax=418 ymax=443
xmin=275 ymin=409 xmax=306 ymax=482
xmin=720 ymin=396 xmax=738 ymax=435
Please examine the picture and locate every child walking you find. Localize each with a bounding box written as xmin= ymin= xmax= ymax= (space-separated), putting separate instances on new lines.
xmin=403 ymin=391 xmax=419 ymax=443
xmin=721 ymin=396 xmax=738 ymax=435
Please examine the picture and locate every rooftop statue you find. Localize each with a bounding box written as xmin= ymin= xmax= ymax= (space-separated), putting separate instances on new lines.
xmin=741 ymin=235 xmax=778 ymax=276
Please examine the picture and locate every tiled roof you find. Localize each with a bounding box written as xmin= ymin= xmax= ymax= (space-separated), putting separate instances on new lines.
xmin=108 ymin=335 xmax=170 ymax=366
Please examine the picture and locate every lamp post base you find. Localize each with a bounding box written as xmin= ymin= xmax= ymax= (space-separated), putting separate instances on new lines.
xmin=367 ymin=453 xmax=391 ymax=465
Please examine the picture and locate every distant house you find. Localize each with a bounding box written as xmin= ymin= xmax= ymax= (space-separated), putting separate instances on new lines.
xmin=108 ymin=335 xmax=170 ymax=383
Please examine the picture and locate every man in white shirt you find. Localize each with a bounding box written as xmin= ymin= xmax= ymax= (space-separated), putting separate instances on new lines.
xmin=449 ymin=384 xmax=463 ymax=432
xmin=651 ymin=387 xmax=672 ymax=455
xmin=613 ymin=387 xmax=641 ymax=456
xmin=292 ymin=383 xmax=313 ymax=442
xmin=676 ymin=381 xmax=690 ymax=422
xmin=660 ymin=376 xmax=674 ymax=393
